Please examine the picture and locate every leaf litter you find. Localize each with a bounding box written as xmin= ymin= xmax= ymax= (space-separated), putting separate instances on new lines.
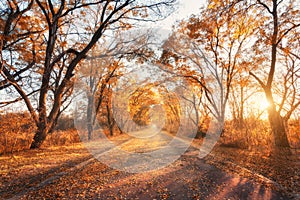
xmin=0 ymin=137 xmax=297 ymax=199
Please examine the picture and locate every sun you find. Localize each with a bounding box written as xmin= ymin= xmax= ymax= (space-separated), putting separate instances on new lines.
xmin=251 ymin=93 xmax=271 ymax=112
xmin=258 ymin=98 xmax=270 ymax=111
xmin=248 ymin=93 xmax=271 ymax=120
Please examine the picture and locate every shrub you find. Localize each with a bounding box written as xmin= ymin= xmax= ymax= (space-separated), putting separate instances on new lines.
xmin=220 ymin=118 xmax=273 ymax=151
xmin=43 ymin=129 xmax=81 ymax=147
xmin=288 ymin=119 xmax=300 ymax=149
xmin=0 ymin=112 xmax=35 ymax=154
xmin=0 ymin=112 xmax=81 ymax=154
xmin=55 ymin=115 xmax=75 ymax=131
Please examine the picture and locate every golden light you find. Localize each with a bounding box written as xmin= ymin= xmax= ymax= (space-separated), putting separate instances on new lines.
xmin=258 ymin=98 xmax=270 ymax=111
xmin=247 ymin=93 xmax=271 ymax=120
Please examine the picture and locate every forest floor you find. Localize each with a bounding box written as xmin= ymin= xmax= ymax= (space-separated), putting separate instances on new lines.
xmin=0 ymin=132 xmax=299 ymax=199
xmin=204 ymin=146 xmax=300 ymax=199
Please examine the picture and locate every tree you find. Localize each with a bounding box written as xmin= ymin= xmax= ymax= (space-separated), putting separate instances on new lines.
xmin=79 ymin=54 xmax=119 ymax=140
xmin=161 ymin=6 xmax=255 ymax=130
xmin=274 ymin=49 xmax=300 ymax=124
xmin=128 ymin=84 xmax=160 ymax=127
xmin=79 ymin=29 xmax=155 ymax=140
xmin=159 ymin=86 xmax=180 ymax=133
xmin=232 ymin=0 xmax=300 ymax=150
xmin=229 ymin=67 xmax=257 ymax=129
xmin=0 ymin=0 xmax=40 ymax=105
xmin=0 ymin=0 xmax=176 ymax=148
xmin=160 ymin=0 xmax=300 ymax=151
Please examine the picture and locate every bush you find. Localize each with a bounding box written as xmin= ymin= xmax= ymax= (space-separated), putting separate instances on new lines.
xmin=43 ymin=129 xmax=81 ymax=147
xmin=0 ymin=112 xmax=35 ymax=154
xmin=220 ymin=118 xmax=273 ymax=151
xmin=55 ymin=115 xmax=75 ymax=131
xmin=0 ymin=112 xmax=81 ymax=154
xmin=288 ymin=119 xmax=300 ymax=149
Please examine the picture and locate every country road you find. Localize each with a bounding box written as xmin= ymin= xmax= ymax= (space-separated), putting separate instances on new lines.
xmin=1 ymin=128 xmax=292 ymax=199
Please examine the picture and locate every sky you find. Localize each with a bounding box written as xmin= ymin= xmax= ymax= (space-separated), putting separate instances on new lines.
xmin=142 ymin=0 xmax=206 ymax=45
xmin=0 ymin=0 xmax=206 ymax=113
xmin=157 ymin=0 xmax=206 ymax=30
xmin=171 ymin=0 xmax=207 ymax=21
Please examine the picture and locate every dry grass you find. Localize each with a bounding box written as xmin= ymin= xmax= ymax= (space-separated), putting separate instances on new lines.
xmin=0 ymin=113 xmax=81 ymax=154
xmin=0 ymin=113 xmax=35 ymax=154
xmin=220 ymin=118 xmax=300 ymax=150
xmin=1 ymin=112 xmax=299 ymax=156
xmin=42 ymin=129 xmax=81 ymax=147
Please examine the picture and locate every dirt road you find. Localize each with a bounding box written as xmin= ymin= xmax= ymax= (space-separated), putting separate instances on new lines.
xmin=1 ymin=128 xmax=292 ymax=199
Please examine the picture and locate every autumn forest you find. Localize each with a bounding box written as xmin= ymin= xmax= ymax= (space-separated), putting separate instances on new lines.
xmin=0 ymin=0 xmax=299 ymax=199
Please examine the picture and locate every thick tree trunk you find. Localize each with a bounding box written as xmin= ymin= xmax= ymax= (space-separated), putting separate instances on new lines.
xmin=267 ymin=106 xmax=290 ymax=148
xmin=264 ymin=87 xmax=291 ymax=152
xmin=87 ymin=123 xmax=93 ymax=140
xmin=30 ymin=123 xmax=48 ymax=149
xmin=30 ymin=87 xmax=64 ymax=149
xmin=218 ymin=115 xmax=225 ymax=137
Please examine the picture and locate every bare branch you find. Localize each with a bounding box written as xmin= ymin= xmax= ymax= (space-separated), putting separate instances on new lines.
xmin=249 ymin=71 xmax=266 ymax=89
xmin=257 ymin=0 xmax=272 ymax=14
xmin=0 ymin=89 xmax=39 ymax=107
xmin=277 ymin=23 xmax=300 ymax=45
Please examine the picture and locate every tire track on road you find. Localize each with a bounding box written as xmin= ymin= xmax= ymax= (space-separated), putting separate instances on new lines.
xmin=7 ymin=136 xmax=134 ymax=200
xmin=8 ymin=130 xmax=189 ymax=199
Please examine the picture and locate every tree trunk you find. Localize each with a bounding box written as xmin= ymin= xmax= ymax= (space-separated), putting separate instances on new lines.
xmin=218 ymin=115 xmax=226 ymax=137
xmin=87 ymin=95 xmax=94 ymax=140
xmin=87 ymin=123 xmax=93 ymax=140
xmin=264 ymin=87 xmax=291 ymax=152
xmin=106 ymin=103 xmax=114 ymax=136
xmin=30 ymin=87 xmax=64 ymax=149
xmin=30 ymin=123 xmax=48 ymax=149
xmin=267 ymin=106 xmax=290 ymax=149
xmin=238 ymin=86 xmax=245 ymax=129
xmin=48 ymin=110 xmax=62 ymax=134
